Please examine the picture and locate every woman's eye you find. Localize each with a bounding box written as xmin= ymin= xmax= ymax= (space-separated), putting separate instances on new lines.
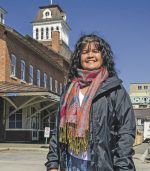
xmin=93 ymin=50 xmax=99 ymax=53
xmin=82 ymin=50 xmax=88 ymax=54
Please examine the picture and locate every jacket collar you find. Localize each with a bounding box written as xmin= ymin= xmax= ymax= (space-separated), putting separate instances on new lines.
xmin=93 ymin=75 xmax=122 ymax=99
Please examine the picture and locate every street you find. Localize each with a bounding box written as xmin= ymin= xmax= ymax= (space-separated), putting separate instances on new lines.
xmin=0 ymin=150 xmax=47 ymax=171
xmin=0 ymin=145 xmax=150 ymax=171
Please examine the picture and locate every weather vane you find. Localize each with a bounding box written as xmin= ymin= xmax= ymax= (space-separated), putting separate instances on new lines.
xmin=50 ymin=0 xmax=53 ymax=5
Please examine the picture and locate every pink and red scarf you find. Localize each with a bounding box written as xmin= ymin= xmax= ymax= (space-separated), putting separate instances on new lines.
xmin=59 ymin=67 xmax=109 ymax=154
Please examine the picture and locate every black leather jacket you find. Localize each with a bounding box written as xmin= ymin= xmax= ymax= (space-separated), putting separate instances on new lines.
xmin=45 ymin=76 xmax=136 ymax=171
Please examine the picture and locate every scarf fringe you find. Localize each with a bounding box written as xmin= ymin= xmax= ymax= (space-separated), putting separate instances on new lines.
xmin=59 ymin=123 xmax=88 ymax=155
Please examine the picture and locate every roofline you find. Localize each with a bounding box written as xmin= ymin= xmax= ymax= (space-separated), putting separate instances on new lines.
xmin=1 ymin=23 xmax=64 ymax=72
xmin=0 ymin=6 xmax=7 ymax=14
xmin=39 ymin=4 xmax=63 ymax=12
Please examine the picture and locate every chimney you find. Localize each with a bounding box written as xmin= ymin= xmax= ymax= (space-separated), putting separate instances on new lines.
xmin=51 ymin=31 xmax=60 ymax=53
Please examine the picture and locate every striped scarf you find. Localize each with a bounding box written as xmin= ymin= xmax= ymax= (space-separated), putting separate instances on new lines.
xmin=59 ymin=67 xmax=109 ymax=154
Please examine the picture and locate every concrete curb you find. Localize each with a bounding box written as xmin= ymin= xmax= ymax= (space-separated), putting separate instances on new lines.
xmin=0 ymin=148 xmax=9 ymax=152
xmin=8 ymin=147 xmax=49 ymax=151
xmin=0 ymin=147 xmax=49 ymax=152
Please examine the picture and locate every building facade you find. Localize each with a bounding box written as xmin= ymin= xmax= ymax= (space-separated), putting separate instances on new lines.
xmin=130 ymin=83 xmax=150 ymax=109
xmin=0 ymin=4 xmax=71 ymax=142
xmin=130 ymin=83 xmax=150 ymax=144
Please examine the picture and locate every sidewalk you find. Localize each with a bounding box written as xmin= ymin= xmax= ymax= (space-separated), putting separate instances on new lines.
xmin=0 ymin=143 xmax=49 ymax=152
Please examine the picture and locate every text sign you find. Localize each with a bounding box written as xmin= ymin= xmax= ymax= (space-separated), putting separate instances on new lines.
xmin=44 ymin=127 xmax=50 ymax=138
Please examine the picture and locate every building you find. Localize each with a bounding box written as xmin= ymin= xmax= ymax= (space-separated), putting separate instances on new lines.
xmin=0 ymin=4 xmax=71 ymax=142
xmin=130 ymin=83 xmax=150 ymax=109
xmin=130 ymin=83 xmax=150 ymax=144
xmin=0 ymin=6 xmax=7 ymax=24
xmin=32 ymin=4 xmax=71 ymax=60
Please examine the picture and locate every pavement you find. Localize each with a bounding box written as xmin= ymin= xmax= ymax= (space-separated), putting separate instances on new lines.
xmin=0 ymin=143 xmax=49 ymax=152
xmin=0 ymin=142 xmax=150 ymax=171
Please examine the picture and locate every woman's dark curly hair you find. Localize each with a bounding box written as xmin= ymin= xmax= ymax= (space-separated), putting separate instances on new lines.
xmin=68 ymin=34 xmax=117 ymax=83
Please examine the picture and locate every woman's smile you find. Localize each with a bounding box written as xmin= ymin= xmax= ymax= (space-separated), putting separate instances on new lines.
xmin=81 ymin=42 xmax=103 ymax=70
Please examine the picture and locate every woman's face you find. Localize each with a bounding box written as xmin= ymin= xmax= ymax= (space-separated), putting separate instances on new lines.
xmin=80 ymin=42 xmax=103 ymax=71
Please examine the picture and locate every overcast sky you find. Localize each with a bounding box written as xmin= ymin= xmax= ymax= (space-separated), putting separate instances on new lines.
xmin=1 ymin=0 xmax=150 ymax=91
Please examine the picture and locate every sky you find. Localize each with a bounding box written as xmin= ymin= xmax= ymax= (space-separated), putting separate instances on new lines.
xmin=1 ymin=0 xmax=150 ymax=92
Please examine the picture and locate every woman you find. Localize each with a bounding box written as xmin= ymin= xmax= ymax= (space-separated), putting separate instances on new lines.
xmin=45 ymin=34 xmax=136 ymax=171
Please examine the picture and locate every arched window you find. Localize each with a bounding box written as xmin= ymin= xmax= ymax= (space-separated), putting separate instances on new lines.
xmin=44 ymin=73 xmax=47 ymax=88
xmin=41 ymin=28 xmax=44 ymax=40
xmin=56 ymin=26 xmax=59 ymax=31
xmin=51 ymin=27 xmax=54 ymax=38
xmin=51 ymin=27 xmax=54 ymax=31
xmin=55 ymin=80 xmax=58 ymax=93
xmin=46 ymin=27 xmax=49 ymax=39
xmin=11 ymin=54 xmax=16 ymax=76
xmin=21 ymin=60 xmax=25 ymax=81
xmin=43 ymin=9 xmax=52 ymax=19
xmin=29 ymin=65 xmax=33 ymax=84
xmin=45 ymin=12 xmax=50 ymax=17
xmin=37 ymin=69 xmax=40 ymax=87
xmin=36 ymin=28 xmax=39 ymax=40
xmin=49 ymin=76 xmax=53 ymax=91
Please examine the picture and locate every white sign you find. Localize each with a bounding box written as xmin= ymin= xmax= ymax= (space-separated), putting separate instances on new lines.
xmin=44 ymin=127 xmax=50 ymax=138
xmin=144 ymin=122 xmax=150 ymax=140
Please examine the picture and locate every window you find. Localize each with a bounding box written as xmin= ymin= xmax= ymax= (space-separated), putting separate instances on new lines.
xmin=46 ymin=27 xmax=49 ymax=39
xmin=9 ymin=106 xmax=22 ymax=129
xmin=51 ymin=27 xmax=54 ymax=38
xmin=138 ymin=86 xmax=142 ymax=90
xmin=43 ymin=9 xmax=51 ymax=19
xmin=1 ymin=13 xmax=3 ymax=23
xmin=11 ymin=54 xmax=16 ymax=76
xmin=36 ymin=28 xmax=39 ymax=40
xmin=37 ymin=69 xmax=40 ymax=87
xmin=60 ymin=83 xmax=62 ymax=94
xmin=144 ymin=86 xmax=148 ymax=90
xmin=44 ymin=73 xmax=47 ymax=88
xmin=49 ymin=76 xmax=53 ymax=91
xmin=137 ymin=119 xmax=142 ymax=126
xmin=41 ymin=28 xmax=44 ymax=39
xmin=56 ymin=26 xmax=59 ymax=31
xmin=45 ymin=11 xmax=50 ymax=17
xmin=55 ymin=80 xmax=58 ymax=93
xmin=21 ymin=60 xmax=25 ymax=81
xmin=29 ymin=65 xmax=33 ymax=84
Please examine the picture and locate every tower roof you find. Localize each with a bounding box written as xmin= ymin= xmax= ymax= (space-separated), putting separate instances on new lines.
xmin=39 ymin=4 xmax=63 ymax=12
xmin=32 ymin=4 xmax=66 ymax=23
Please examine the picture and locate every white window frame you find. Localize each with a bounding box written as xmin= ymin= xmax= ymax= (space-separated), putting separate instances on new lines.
xmin=11 ymin=54 xmax=16 ymax=76
xmin=21 ymin=60 xmax=25 ymax=81
xmin=37 ymin=69 xmax=40 ymax=87
xmin=29 ymin=65 xmax=33 ymax=84
xmin=41 ymin=28 xmax=44 ymax=40
xmin=49 ymin=76 xmax=53 ymax=91
xmin=44 ymin=73 xmax=47 ymax=88
xmin=60 ymin=83 xmax=62 ymax=94
xmin=43 ymin=9 xmax=52 ymax=19
xmin=9 ymin=106 xmax=22 ymax=129
xmin=55 ymin=80 xmax=58 ymax=93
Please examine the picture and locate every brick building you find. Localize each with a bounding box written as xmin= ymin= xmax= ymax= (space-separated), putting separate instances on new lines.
xmin=0 ymin=5 xmax=71 ymax=142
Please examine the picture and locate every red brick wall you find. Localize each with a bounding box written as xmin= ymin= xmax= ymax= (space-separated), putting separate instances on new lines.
xmin=51 ymin=31 xmax=60 ymax=53
xmin=0 ymin=29 xmax=65 ymax=94
xmin=0 ymin=26 xmax=7 ymax=81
